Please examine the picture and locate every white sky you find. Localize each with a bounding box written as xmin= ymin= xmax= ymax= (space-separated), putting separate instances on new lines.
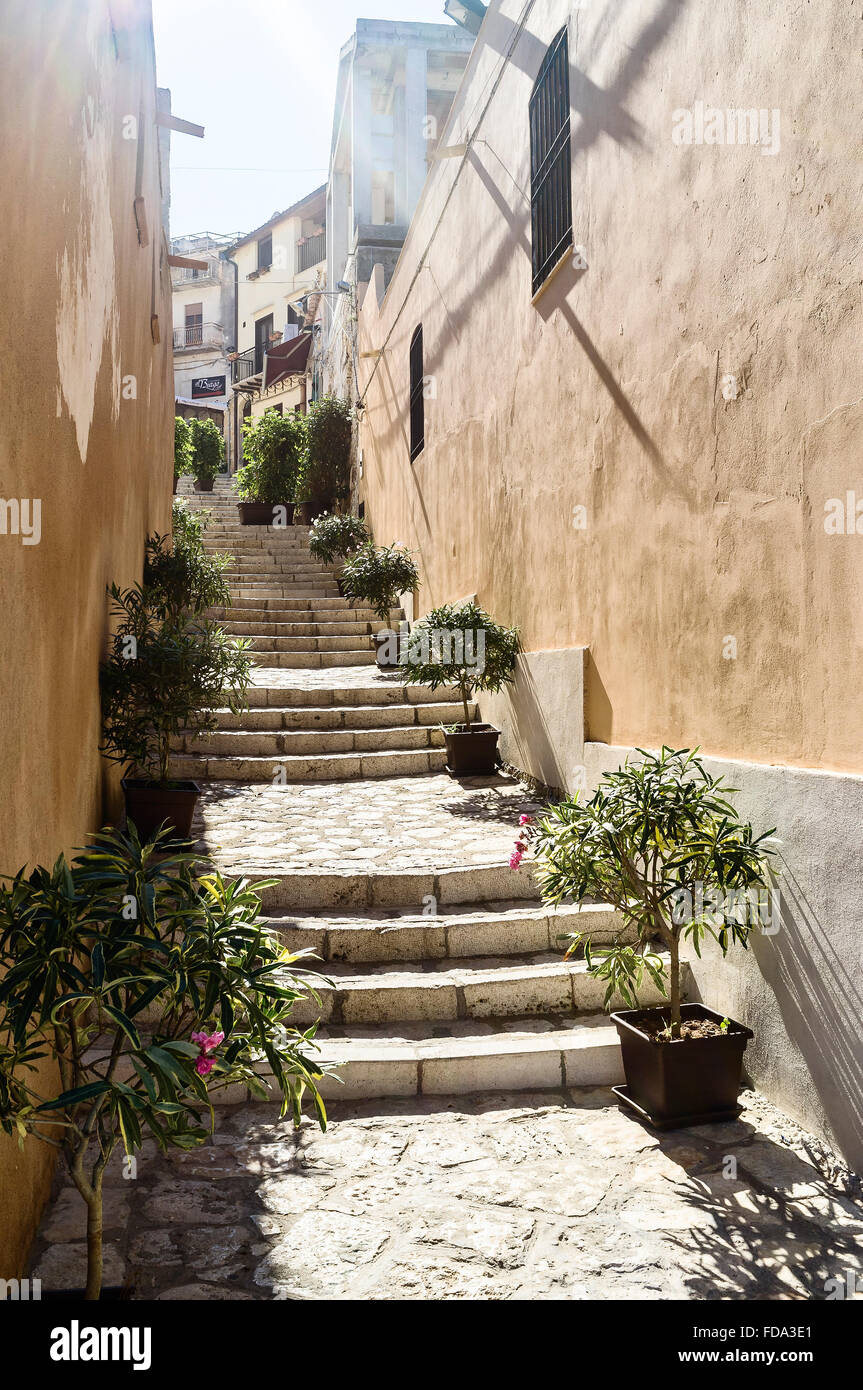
xmin=152 ymin=0 xmax=458 ymax=239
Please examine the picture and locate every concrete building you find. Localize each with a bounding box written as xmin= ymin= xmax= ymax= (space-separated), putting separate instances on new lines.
xmin=323 ymin=19 xmax=475 ymax=401
xmin=225 ymin=187 xmax=327 ymax=469
xmin=357 ymin=0 xmax=863 ymax=1169
xmin=171 ymin=231 xmax=237 ymax=434
xmin=0 ymin=0 xmax=174 ymax=1274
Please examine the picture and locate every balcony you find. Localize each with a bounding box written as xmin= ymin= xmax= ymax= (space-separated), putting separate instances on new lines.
xmin=173 ymin=323 xmax=223 ymax=351
xmin=297 ymin=231 xmax=326 ymax=274
xmin=230 ymin=347 xmax=258 ymax=383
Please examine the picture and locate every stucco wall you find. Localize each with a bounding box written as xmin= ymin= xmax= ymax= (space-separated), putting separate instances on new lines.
xmin=357 ymin=0 xmax=863 ymax=1162
xmin=0 ymin=0 xmax=173 ymax=1275
xmin=358 ymin=0 xmax=863 ymax=775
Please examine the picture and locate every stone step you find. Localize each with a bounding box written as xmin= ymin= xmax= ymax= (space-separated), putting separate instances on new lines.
xmin=222 ymin=620 xmax=374 ymax=638
xmin=243 ymin=635 xmax=372 ymax=654
xmin=224 ymin=562 xmax=336 ymax=574
xmin=250 ymin=650 xmax=376 ymax=668
xmin=300 ymin=1014 xmax=624 ymax=1100
xmin=174 ymin=724 xmax=445 ymax=758
xmin=243 ymin=681 xmax=461 ymax=708
xmin=211 ymin=597 xmax=385 ymax=612
xmin=288 ymin=952 xmax=677 ymax=1026
xmin=263 ymin=900 xmax=625 ymax=964
xmin=173 ymin=746 xmax=448 ymax=781
xmin=232 ymin=590 xmax=342 ymax=602
xmin=236 ymin=861 xmax=542 ymax=913
xmin=207 ymin=700 xmax=470 ymax=731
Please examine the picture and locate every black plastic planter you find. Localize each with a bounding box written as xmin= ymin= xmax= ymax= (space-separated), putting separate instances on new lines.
xmin=373 ymin=632 xmax=401 ymax=670
xmin=237 ymin=502 xmax=294 ymax=526
xmin=444 ymin=724 xmax=501 ymax=776
xmin=611 ymin=1002 xmax=753 ymax=1129
xmin=121 ymin=779 xmax=200 ymax=841
xmin=193 ymin=478 xmax=214 ymax=492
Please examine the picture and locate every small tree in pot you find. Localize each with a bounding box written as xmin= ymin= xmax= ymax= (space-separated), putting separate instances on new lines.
xmin=188 ymin=417 xmax=224 ymax=492
xmin=237 ymin=409 xmax=306 ymax=526
xmin=401 ymin=601 xmax=521 ymax=774
xmin=100 ymin=584 xmax=252 ymax=840
xmin=0 ymin=826 xmax=329 ymax=1300
xmin=143 ymin=501 xmax=232 ymax=617
xmin=296 ymin=394 xmax=352 ymax=521
xmin=519 ymin=747 xmax=776 ymax=1127
xmin=340 ymin=543 xmax=419 ymax=668
xmin=173 ymin=416 xmax=193 ymax=491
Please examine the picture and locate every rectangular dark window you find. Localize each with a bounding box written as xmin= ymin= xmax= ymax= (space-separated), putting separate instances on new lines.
xmin=409 ymin=324 xmax=425 ymax=462
xmin=529 ymin=26 xmax=573 ymax=295
xmin=257 ymin=233 xmax=273 ymax=270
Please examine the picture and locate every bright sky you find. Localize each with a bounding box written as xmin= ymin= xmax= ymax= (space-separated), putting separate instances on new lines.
xmin=152 ymin=0 xmax=457 ymax=240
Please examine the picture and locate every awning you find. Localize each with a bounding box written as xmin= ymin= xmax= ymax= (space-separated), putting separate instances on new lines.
xmin=262 ymin=332 xmax=312 ymax=391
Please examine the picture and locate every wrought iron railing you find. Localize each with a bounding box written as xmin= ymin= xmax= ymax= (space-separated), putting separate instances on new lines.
xmin=297 ymin=231 xmax=326 ymax=273
xmin=230 ymin=348 xmax=257 ymax=383
xmin=173 ymin=323 xmax=222 ymax=350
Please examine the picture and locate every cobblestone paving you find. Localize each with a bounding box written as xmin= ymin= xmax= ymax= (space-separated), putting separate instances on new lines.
xmin=30 ymin=1088 xmax=863 ymax=1300
xmin=250 ymin=665 xmax=410 ymax=692
xmin=192 ymin=772 xmax=545 ymax=873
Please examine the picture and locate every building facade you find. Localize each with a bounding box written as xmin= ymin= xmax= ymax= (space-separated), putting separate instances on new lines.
xmin=225 ymin=188 xmax=327 ymax=468
xmin=171 ymin=231 xmax=237 ymax=432
xmin=357 ymin=0 xmax=863 ymax=1168
xmin=0 ymin=0 xmax=174 ymax=1274
xmin=323 ymin=19 xmax=475 ymax=402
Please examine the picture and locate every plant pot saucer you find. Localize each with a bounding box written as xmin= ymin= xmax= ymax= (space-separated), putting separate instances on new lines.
xmin=612 ymin=1083 xmax=743 ymax=1130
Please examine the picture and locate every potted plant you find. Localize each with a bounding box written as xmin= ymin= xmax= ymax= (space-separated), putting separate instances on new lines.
xmin=401 ymin=601 xmax=521 ymax=773
xmin=340 ymin=543 xmax=419 ymax=668
xmin=173 ymin=415 xmax=192 ymax=492
xmin=519 ymin=746 xmax=776 ymax=1128
xmin=0 ymin=826 xmax=329 ymax=1300
xmin=237 ymin=409 xmax=306 ymax=526
xmin=101 ymin=516 xmax=252 ymax=839
xmin=295 ymin=394 xmax=352 ymax=521
xmin=188 ymin=417 xmax=224 ymax=493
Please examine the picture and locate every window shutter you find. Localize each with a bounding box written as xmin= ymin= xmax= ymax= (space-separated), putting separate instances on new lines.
xmin=529 ymin=27 xmax=573 ymax=295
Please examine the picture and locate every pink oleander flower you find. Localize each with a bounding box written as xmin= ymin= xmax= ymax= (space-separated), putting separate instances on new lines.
xmin=509 ymin=849 xmax=523 ymax=870
xmin=519 ymin=815 xmax=533 ymax=826
xmin=195 ymin=1056 xmax=216 ymax=1077
xmin=191 ymin=1030 xmax=225 ymax=1054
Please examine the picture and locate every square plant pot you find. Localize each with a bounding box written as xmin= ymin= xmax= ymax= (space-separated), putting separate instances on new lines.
xmin=193 ymin=479 xmax=214 ymax=492
xmin=444 ymin=724 xmax=501 ymax=776
xmin=122 ymin=778 xmax=200 ymax=842
xmin=611 ymin=1002 xmax=753 ymax=1129
xmin=237 ymin=502 xmax=294 ymax=526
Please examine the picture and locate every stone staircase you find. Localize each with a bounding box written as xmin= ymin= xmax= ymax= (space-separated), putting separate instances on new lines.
xmin=175 ymin=477 xmax=683 ymax=1103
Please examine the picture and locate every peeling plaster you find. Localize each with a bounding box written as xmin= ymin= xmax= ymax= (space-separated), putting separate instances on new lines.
xmin=55 ymin=12 xmax=119 ymax=464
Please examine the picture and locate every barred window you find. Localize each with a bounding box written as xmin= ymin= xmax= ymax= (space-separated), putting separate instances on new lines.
xmin=529 ymin=26 xmax=573 ymax=295
xmin=409 ymin=324 xmax=425 ymax=461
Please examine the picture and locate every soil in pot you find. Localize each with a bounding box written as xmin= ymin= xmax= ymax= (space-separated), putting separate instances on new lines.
xmin=237 ymin=502 xmax=294 ymax=526
xmin=122 ymin=778 xmax=200 ymax=841
xmin=444 ymin=724 xmax=501 ymax=776
xmin=611 ymin=1002 xmax=753 ymax=1129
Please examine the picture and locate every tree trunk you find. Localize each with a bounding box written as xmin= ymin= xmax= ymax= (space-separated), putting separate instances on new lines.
xmin=460 ymin=678 xmax=472 ymax=731
xmin=84 ymin=1179 xmax=104 ymax=1301
xmin=668 ymin=935 xmax=682 ymax=1039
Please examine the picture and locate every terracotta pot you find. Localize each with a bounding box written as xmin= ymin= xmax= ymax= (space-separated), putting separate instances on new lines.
xmin=122 ymin=778 xmax=200 ymax=841
xmin=611 ymin=1003 xmax=753 ymax=1129
xmin=237 ymin=502 xmax=294 ymax=526
xmin=443 ymin=724 xmax=501 ymax=775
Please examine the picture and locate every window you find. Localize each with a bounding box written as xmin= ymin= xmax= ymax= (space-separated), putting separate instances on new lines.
xmin=257 ymin=233 xmax=273 ymax=270
xmin=184 ymin=303 xmax=203 ymax=347
xmin=409 ymin=325 xmax=425 ymax=461
xmin=529 ymin=26 xmax=572 ymax=295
